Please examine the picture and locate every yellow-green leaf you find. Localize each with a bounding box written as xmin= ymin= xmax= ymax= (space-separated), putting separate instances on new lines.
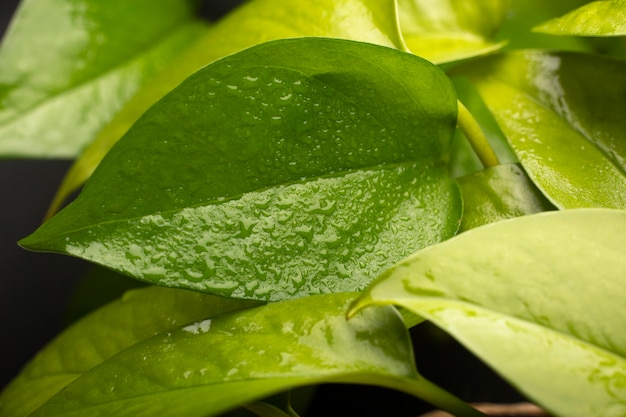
xmin=350 ymin=209 xmax=626 ymax=417
xmin=398 ymin=0 xmax=508 ymax=63
xmin=533 ymin=0 xmax=626 ymax=36
xmin=0 ymin=286 xmax=259 ymax=417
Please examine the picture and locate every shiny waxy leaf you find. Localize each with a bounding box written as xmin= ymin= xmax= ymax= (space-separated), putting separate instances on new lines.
xmin=21 ymin=38 xmax=461 ymax=301
xmin=0 ymin=0 xmax=204 ymax=158
xmin=457 ymin=163 xmax=555 ymax=231
xmin=350 ymin=209 xmax=626 ymax=417
xmin=0 ymin=286 xmax=259 ymax=417
xmin=48 ymin=0 xmax=405 ymax=218
xmin=533 ymin=0 xmax=626 ymax=36
xmin=24 ymin=293 xmax=480 ymax=417
xmin=453 ymin=51 xmax=626 ymax=208
xmin=398 ymin=0 xmax=508 ymax=63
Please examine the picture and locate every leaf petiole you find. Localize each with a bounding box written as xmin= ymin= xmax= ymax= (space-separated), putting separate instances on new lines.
xmin=456 ymin=100 xmax=499 ymax=168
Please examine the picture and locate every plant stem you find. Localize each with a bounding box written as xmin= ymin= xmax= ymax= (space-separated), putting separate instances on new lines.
xmin=456 ymin=100 xmax=499 ymax=168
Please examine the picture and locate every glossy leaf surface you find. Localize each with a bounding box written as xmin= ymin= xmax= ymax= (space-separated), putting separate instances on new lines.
xmin=26 ymin=293 xmax=479 ymax=417
xmin=454 ymin=51 xmax=626 ymax=208
xmin=49 ymin=0 xmax=405 ymax=217
xmin=0 ymin=0 xmax=203 ymax=158
xmin=22 ymin=38 xmax=461 ymax=301
xmin=0 ymin=286 xmax=259 ymax=417
xmin=457 ymin=163 xmax=554 ymax=231
xmin=351 ymin=209 xmax=626 ymax=417
xmin=398 ymin=0 xmax=508 ymax=63
xmin=533 ymin=0 xmax=626 ymax=36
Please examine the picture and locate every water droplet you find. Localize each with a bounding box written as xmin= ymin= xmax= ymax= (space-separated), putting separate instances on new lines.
xmin=182 ymin=319 xmax=212 ymax=334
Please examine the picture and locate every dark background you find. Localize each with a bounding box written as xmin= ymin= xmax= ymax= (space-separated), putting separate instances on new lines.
xmin=0 ymin=1 xmax=524 ymax=415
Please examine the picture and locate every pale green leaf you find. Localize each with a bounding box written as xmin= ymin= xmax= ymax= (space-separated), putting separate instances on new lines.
xmin=350 ymin=209 xmax=626 ymax=417
xmin=453 ymin=51 xmax=626 ymax=208
xmin=0 ymin=0 xmax=204 ymax=158
xmin=533 ymin=0 xmax=626 ymax=36
xmin=26 ymin=293 xmax=481 ymax=417
xmin=0 ymin=286 xmax=259 ymax=417
xmin=21 ymin=38 xmax=461 ymax=302
xmin=398 ymin=0 xmax=508 ymax=63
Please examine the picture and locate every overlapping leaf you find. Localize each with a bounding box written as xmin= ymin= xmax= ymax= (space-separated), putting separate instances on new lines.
xmin=350 ymin=209 xmax=626 ymax=417
xmin=0 ymin=286 xmax=259 ymax=417
xmin=398 ymin=0 xmax=508 ymax=63
xmin=456 ymin=163 xmax=554 ymax=231
xmin=495 ymin=0 xmax=598 ymax=51
xmin=13 ymin=292 xmax=480 ymax=417
xmin=453 ymin=50 xmax=626 ymax=208
xmin=21 ymin=38 xmax=461 ymax=301
xmin=0 ymin=0 xmax=204 ymax=158
xmin=533 ymin=0 xmax=626 ymax=36
xmin=47 ymin=0 xmax=406 ymax=217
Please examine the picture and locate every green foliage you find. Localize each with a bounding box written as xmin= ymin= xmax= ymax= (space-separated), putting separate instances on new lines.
xmin=350 ymin=209 xmax=626 ymax=417
xmin=1 ymin=0 xmax=626 ymax=416
xmin=20 ymin=37 xmax=461 ymax=301
xmin=452 ymin=51 xmax=626 ymax=208
xmin=0 ymin=287 xmax=260 ymax=417
xmin=23 ymin=292 xmax=482 ymax=417
xmin=533 ymin=0 xmax=626 ymax=36
xmin=398 ymin=0 xmax=509 ymax=63
xmin=0 ymin=0 xmax=205 ymax=158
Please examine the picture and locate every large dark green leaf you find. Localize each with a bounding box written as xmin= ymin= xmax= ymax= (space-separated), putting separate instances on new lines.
xmin=398 ymin=0 xmax=508 ymax=63
xmin=457 ymin=163 xmax=555 ymax=231
xmin=48 ymin=0 xmax=405 ymax=217
xmin=533 ymin=0 xmax=626 ymax=36
xmin=22 ymin=293 xmax=481 ymax=417
xmin=0 ymin=286 xmax=259 ymax=417
xmin=21 ymin=38 xmax=461 ymax=301
xmin=0 ymin=0 xmax=204 ymax=158
xmin=350 ymin=209 xmax=626 ymax=417
xmin=453 ymin=51 xmax=626 ymax=208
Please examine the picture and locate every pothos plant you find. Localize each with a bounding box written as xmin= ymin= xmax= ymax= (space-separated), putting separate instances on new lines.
xmin=1 ymin=0 xmax=625 ymax=416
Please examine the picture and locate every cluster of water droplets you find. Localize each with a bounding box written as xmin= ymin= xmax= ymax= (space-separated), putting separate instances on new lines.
xmin=64 ymin=64 xmax=459 ymax=301
xmin=64 ymin=161 xmax=457 ymax=301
